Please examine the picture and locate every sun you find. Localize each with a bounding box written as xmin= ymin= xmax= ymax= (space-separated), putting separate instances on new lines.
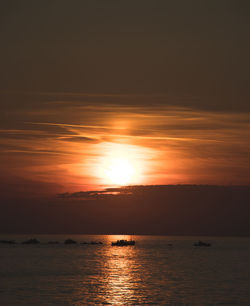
xmin=95 ymin=142 xmax=146 ymax=186
xmin=105 ymin=158 xmax=134 ymax=185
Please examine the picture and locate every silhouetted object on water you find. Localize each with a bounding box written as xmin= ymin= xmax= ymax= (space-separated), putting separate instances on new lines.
xmin=91 ymin=241 xmax=103 ymax=245
xmin=194 ymin=241 xmax=211 ymax=247
xmin=48 ymin=241 xmax=59 ymax=244
xmin=0 ymin=240 xmax=16 ymax=244
xmin=80 ymin=241 xmax=103 ymax=245
xmin=111 ymin=240 xmax=135 ymax=246
xmin=64 ymin=239 xmax=77 ymax=244
xmin=22 ymin=238 xmax=40 ymax=244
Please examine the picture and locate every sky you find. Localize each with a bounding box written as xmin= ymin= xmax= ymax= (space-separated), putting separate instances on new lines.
xmin=0 ymin=1 xmax=250 ymax=234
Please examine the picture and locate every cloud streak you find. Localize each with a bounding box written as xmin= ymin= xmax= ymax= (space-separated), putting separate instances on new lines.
xmin=1 ymin=92 xmax=250 ymax=194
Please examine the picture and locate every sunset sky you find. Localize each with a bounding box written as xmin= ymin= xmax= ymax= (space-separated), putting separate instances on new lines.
xmin=1 ymin=1 xmax=250 ymax=200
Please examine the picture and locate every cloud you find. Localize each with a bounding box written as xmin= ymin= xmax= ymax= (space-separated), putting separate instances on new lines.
xmin=58 ymin=184 xmax=250 ymax=200
xmin=2 ymin=184 xmax=250 ymax=235
xmin=58 ymin=136 xmax=98 ymax=143
xmin=1 ymin=93 xmax=250 ymax=192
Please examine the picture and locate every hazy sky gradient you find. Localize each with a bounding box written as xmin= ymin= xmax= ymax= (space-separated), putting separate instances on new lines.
xmin=1 ymin=0 xmax=250 ymax=197
xmin=1 ymin=92 xmax=250 ymax=196
xmin=1 ymin=0 xmax=250 ymax=108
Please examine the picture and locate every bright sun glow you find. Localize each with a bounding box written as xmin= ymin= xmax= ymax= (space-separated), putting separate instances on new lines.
xmin=95 ymin=143 xmax=147 ymax=186
xmin=105 ymin=158 xmax=134 ymax=185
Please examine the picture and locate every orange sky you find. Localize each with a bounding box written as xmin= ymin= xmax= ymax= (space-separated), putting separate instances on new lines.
xmin=1 ymin=92 xmax=250 ymax=196
xmin=1 ymin=1 xmax=250 ymax=198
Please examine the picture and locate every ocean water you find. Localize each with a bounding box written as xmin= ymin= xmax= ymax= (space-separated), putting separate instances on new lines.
xmin=0 ymin=235 xmax=250 ymax=305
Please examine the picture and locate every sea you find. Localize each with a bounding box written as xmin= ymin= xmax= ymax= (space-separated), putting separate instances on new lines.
xmin=0 ymin=235 xmax=250 ymax=305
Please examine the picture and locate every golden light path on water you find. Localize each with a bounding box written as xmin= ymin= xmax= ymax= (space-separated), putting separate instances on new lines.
xmin=101 ymin=235 xmax=138 ymax=305
xmin=1 ymin=235 xmax=250 ymax=304
xmin=74 ymin=235 xmax=144 ymax=304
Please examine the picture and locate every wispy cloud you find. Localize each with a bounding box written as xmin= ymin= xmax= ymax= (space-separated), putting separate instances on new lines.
xmin=1 ymin=92 xmax=250 ymax=193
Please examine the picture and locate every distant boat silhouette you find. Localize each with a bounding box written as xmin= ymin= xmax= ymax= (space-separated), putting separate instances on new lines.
xmin=80 ymin=241 xmax=103 ymax=245
xmin=22 ymin=238 xmax=40 ymax=244
xmin=0 ymin=240 xmax=16 ymax=244
xmin=90 ymin=241 xmax=103 ymax=245
xmin=111 ymin=239 xmax=135 ymax=246
xmin=194 ymin=241 xmax=211 ymax=247
xmin=64 ymin=239 xmax=77 ymax=244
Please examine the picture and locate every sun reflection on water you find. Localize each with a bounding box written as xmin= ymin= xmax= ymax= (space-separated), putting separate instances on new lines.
xmin=102 ymin=242 xmax=139 ymax=305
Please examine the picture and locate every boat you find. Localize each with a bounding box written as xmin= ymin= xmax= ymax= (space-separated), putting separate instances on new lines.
xmin=90 ymin=241 xmax=103 ymax=245
xmin=22 ymin=238 xmax=40 ymax=244
xmin=111 ymin=239 xmax=135 ymax=246
xmin=193 ymin=241 xmax=211 ymax=247
xmin=80 ymin=241 xmax=103 ymax=245
xmin=64 ymin=239 xmax=77 ymax=244
xmin=0 ymin=240 xmax=16 ymax=244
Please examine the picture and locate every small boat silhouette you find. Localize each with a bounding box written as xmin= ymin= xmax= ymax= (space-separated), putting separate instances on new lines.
xmin=64 ymin=239 xmax=77 ymax=244
xmin=80 ymin=241 xmax=103 ymax=245
xmin=0 ymin=240 xmax=16 ymax=244
xmin=22 ymin=238 xmax=40 ymax=244
xmin=194 ymin=241 xmax=211 ymax=247
xmin=111 ymin=239 xmax=135 ymax=246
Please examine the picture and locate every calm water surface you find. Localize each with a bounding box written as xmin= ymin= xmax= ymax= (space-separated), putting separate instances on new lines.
xmin=0 ymin=235 xmax=250 ymax=305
